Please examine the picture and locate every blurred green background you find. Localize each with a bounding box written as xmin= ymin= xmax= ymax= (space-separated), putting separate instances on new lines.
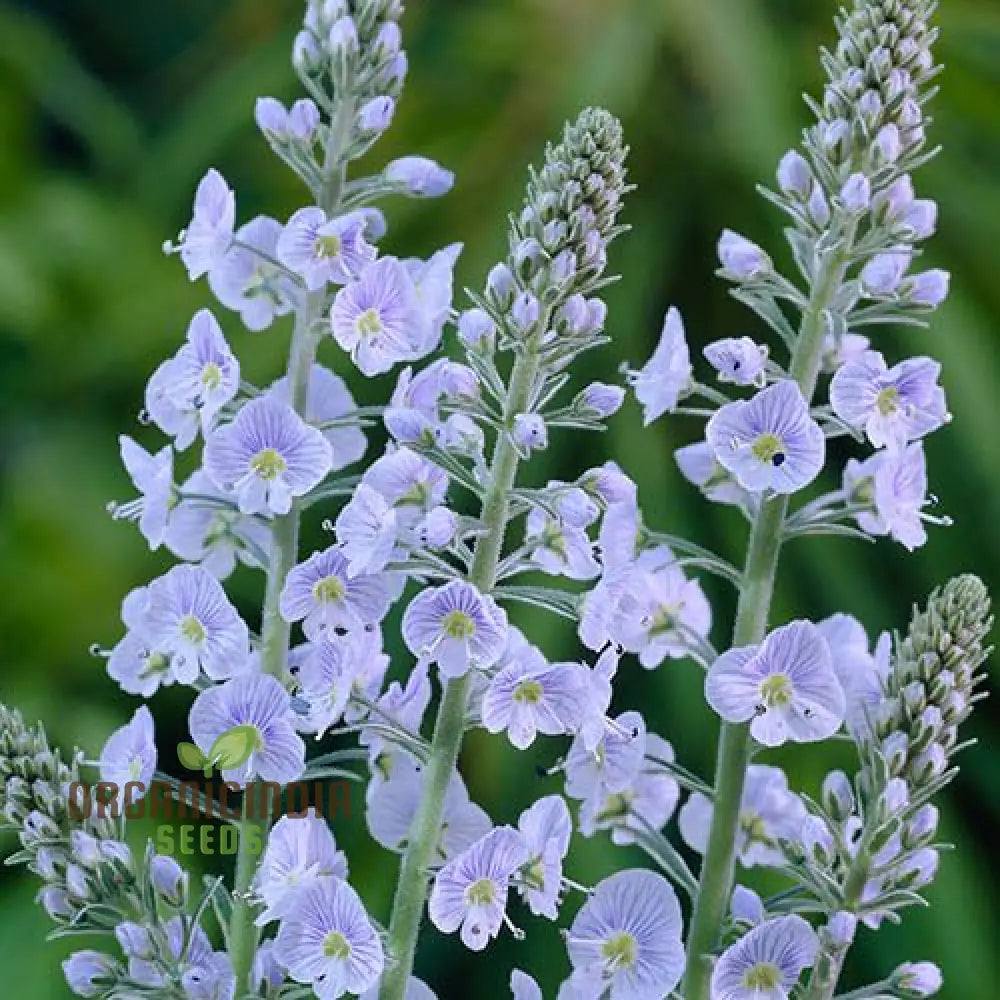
xmin=1 ymin=0 xmax=998 ymax=996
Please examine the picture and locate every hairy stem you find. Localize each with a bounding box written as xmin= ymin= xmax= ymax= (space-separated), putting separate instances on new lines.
xmin=229 ymin=101 xmax=352 ymax=995
xmin=682 ymin=245 xmax=851 ymax=1000
xmin=379 ymin=344 xmax=542 ymax=1000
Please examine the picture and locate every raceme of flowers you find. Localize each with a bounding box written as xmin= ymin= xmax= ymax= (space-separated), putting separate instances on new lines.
xmin=0 ymin=3 xmax=991 ymax=1000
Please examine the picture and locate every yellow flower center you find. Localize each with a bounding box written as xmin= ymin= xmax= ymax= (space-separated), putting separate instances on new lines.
xmin=315 ymin=233 xmax=342 ymax=259
xmin=600 ymin=932 xmax=638 ymax=971
xmin=321 ymin=931 xmax=351 ymax=960
xmin=179 ymin=615 xmax=206 ymax=644
xmin=743 ymin=963 xmax=782 ymax=989
xmin=251 ymin=448 xmax=287 ymax=481
xmin=356 ymin=308 xmax=383 ymax=339
xmin=876 ymin=386 xmax=900 ymax=415
xmin=759 ymin=672 xmax=793 ymax=707
xmin=752 ymin=432 xmax=787 ymax=467
xmin=313 ymin=576 xmax=346 ymax=603
xmin=441 ymin=610 xmax=476 ymax=640
xmin=739 ymin=809 xmax=769 ymax=842
xmin=465 ymin=878 xmax=495 ymax=906
xmin=513 ymin=680 xmax=544 ymax=704
xmin=201 ymin=362 xmax=222 ymax=391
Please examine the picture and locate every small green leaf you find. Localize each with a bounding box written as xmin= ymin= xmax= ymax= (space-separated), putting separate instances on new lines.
xmin=177 ymin=742 xmax=208 ymax=772
xmin=207 ymin=725 xmax=259 ymax=771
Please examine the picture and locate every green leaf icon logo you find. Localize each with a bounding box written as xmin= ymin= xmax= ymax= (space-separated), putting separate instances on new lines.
xmin=207 ymin=725 xmax=259 ymax=774
xmin=177 ymin=742 xmax=209 ymax=773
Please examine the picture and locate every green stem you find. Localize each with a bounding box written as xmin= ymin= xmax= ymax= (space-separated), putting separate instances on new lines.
xmin=379 ymin=345 xmax=542 ymax=1000
xmin=682 ymin=243 xmax=852 ymax=1000
xmin=228 ymin=98 xmax=353 ymax=996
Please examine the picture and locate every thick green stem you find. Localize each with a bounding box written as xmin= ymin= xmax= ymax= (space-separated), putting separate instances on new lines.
xmin=379 ymin=345 xmax=542 ymax=1000
xmin=682 ymin=245 xmax=851 ymax=1000
xmin=229 ymin=101 xmax=352 ymax=995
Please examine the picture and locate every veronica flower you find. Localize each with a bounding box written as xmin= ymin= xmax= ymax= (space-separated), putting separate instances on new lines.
xmin=209 ymin=215 xmax=295 ymax=331
xmin=706 ymin=380 xmax=825 ymax=494
xmin=830 ymin=350 xmax=948 ymax=450
xmin=511 ymin=971 xmax=542 ymax=1000
xmin=428 ymin=826 xmax=529 ymax=951
xmin=99 ymin=706 xmax=157 ymax=800
xmin=525 ymin=505 xmax=600 ymax=580
xmin=106 ymin=588 xmax=175 ymax=696
xmin=254 ymin=811 xmax=348 ymax=925
xmin=274 ymin=878 xmax=384 ymax=1000
xmin=63 ymin=952 xmax=117 ymax=997
xmin=111 ymin=436 xmax=174 ymax=549
xmin=481 ymin=653 xmax=583 ymax=750
xmin=844 ymin=442 xmax=933 ymax=550
xmin=130 ymin=917 xmax=230 ymax=995
xmin=281 ymin=546 xmax=395 ymax=640
xmin=566 ymin=869 xmax=685 ymax=1000
xmin=165 ymin=469 xmax=271 ymax=578
xmin=330 ymin=257 xmax=425 ymax=376
xmin=626 ymin=307 xmax=692 ymax=425
xmin=179 ymin=168 xmax=234 ymax=280
xmin=704 ymin=337 xmax=768 ymax=387
xmin=610 ymin=562 xmax=712 ymax=668
xmin=710 ymin=915 xmax=819 ymax=1000
xmin=893 ymin=962 xmax=943 ymax=997
xmin=294 ymin=638 xmax=361 ymax=738
xmin=142 ymin=564 xmax=250 ymax=682
xmin=515 ymin=795 xmax=572 ymax=919
xmin=363 ymin=446 xmax=449 ymax=522
xmin=271 ymin=364 xmax=367 ymax=472
xmin=861 ymin=249 xmax=910 ymax=296
xmin=255 ymin=96 xmax=320 ymax=141
xmin=335 ymin=483 xmax=399 ymax=576
xmin=679 ymin=765 xmax=807 ymax=867
xmin=203 ymin=395 xmax=332 ymax=516
xmin=717 ymin=229 xmax=770 ymax=280
xmin=675 ymin=441 xmax=756 ymax=512
xmin=360 ymin=660 xmax=431 ymax=774
xmin=822 ymin=331 xmax=871 ymax=370
xmin=572 ymin=646 xmax=620 ymax=752
xmin=402 ymin=581 xmax=508 ymax=679
xmin=706 ymin=620 xmax=846 ymax=746
xmin=385 ymin=155 xmax=455 ymax=197
xmin=403 ymin=244 xmax=462 ymax=357
xmin=189 ymin=674 xmax=306 ymax=785
xmin=565 ymin=711 xmax=646 ymax=801
xmin=817 ymin=614 xmax=890 ymax=738
xmin=277 ymin=207 xmax=375 ymax=290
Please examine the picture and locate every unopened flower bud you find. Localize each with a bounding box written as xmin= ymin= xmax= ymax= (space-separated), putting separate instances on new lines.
xmin=419 ymin=507 xmax=458 ymax=549
xmin=150 ymin=854 xmax=188 ymax=907
xmin=824 ymin=911 xmax=857 ymax=949
xmin=288 ymin=98 xmax=320 ymax=141
xmin=486 ymin=264 xmax=515 ymax=311
xmin=776 ymin=150 xmax=813 ymax=199
xmin=861 ymin=250 xmax=910 ymax=295
xmin=512 ymin=414 xmax=548 ymax=453
xmin=840 ymin=172 xmax=871 ymax=212
xmin=385 ymin=156 xmax=454 ymax=198
xmin=579 ymin=382 xmax=626 ymax=418
xmin=905 ymin=269 xmax=950 ymax=308
xmin=457 ymin=308 xmax=496 ymax=351
xmin=894 ymin=961 xmax=943 ymax=997
xmin=63 ymin=951 xmax=117 ymax=998
xmin=510 ymin=291 xmax=541 ymax=335
xmin=717 ymin=229 xmax=770 ymax=280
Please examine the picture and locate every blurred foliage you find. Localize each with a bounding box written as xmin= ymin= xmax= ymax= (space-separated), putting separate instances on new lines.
xmin=0 ymin=0 xmax=998 ymax=997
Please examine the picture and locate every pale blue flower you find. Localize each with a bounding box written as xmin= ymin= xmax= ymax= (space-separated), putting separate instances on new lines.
xmin=710 ymin=915 xmax=819 ymax=1000
xmin=840 ymin=172 xmax=871 ymax=212
xmin=817 ymin=614 xmax=889 ymax=737
xmin=358 ymin=96 xmax=395 ymax=132
xmin=861 ymin=249 xmax=910 ymax=296
xmin=679 ymin=766 xmax=807 ymax=868
xmin=335 ymin=484 xmax=398 ymax=576
xmin=330 ymin=257 xmax=425 ymax=376
xmin=189 ymin=674 xmax=305 ymax=785
xmin=830 ymin=350 xmax=947 ymax=450
xmin=905 ymin=268 xmax=950 ymax=308
xmin=203 ymin=395 xmax=332 ymax=516
xmin=143 ymin=564 xmax=250 ymax=682
xmin=706 ymin=620 xmax=845 ymax=746
xmin=209 ymin=215 xmax=295 ymax=331
xmin=402 ymin=580 xmax=507 ymax=678
xmin=99 ymin=705 xmax=157 ymax=803
xmin=281 ymin=545 xmax=395 ymax=640
xmin=277 ymin=207 xmax=375 ymax=291
xmin=274 ymin=878 xmax=384 ymax=1000
xmin=385 ymin=155 xmax=455 ymax=197
xmin=566 ymin=869 xmax=684 ymax=1000
xmin=525 ymin=505 xmax=599 ymax=580
xmin=165 ymin=469 xmax=271 ymax=578
xmin=718 ymin=229 xmax=770 ymax=280
xmin=63 ymin=951 xmax=117 ymax=997
xmin=675 ymin=441 xmax=756 ymax=512
xmin=179 ymin=169 xmax=234 ymax=280
xmin=112 ymin=435 xmax=174 ymax=549
xmin=565 ymin=710 xmax=645 ymax=801
xmin=295 ymin=636 xmax=363 ymax=737
xmin=168 ymin=309 xmax=240 ymax=433
xmin=731 ymin=886 xmax=766 ymax=926
xmin=704 ymin=337 xmax=768 ymax=387
xmin=513 ymin=413 xmax=549 ymax=454
xmin=363 ymin=446 xmax=448 ymax=523
xmin=511 ymin=970 xmax=543 ymax=1000
xmin=458 ymin=308 xmax=497 ymax=351
xmin=776 ymin=150 xmax=812 ymax=198
xmin=403 ymin=244 xmax=462 ymax=358
xmin=254 ymin=811 xmax=348 ymax=925
xmin=149 ymin=854 xmax=188 ymax=906
xmin=627 ymin=306 xmax=692 ymax=425
xmin=428 ymin=826 xmax=529 ymax=950
xmin=706 ymin=380 xmax=825 ymax=494
xmin=516 ymin=795 xmax=572 ymax=918
xmin=894 ymin=962 xmax=943 ymax=997
xmin=255 ymin=96 xmax=320 ymax=140
xmin=130 ymin=916 xmax=230 ymax=995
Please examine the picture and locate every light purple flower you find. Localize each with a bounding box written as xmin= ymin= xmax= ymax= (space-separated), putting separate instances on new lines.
xmin=565 ymin=711 xmax=645 ymax=801
xmin=817 ymin=614 xmax=889 ymax=737
xmin=112 ymin=436 xmax=174 ymax=549
xmin=579 ymin=382 xmax=626 ymax=417
xmin=905 ymin=269 xmax=950 ymax=308
xmin=331 ymin=258 xmax=426 ymax=376
xmin=861 ymin=249 xmax=910 ymax=296
xmin=718 ymin=229 xmax=770 ymax=280
xmin=894 ymin=962 xmax=943 ymax=997
xmin=706 ymin=620 xmax=845 ymax=746
xmin=254 ymin=811 xmax=348 ymax=925
xmin=203 ymin=395 xmax=332 ymax=516
xmin=525 ymin=505 xmax=599 ymax=580
xmin=142 ymin=564 xmax=250 ymax=682
xmin=209 ymin=215 xmax=295 ymax=331
xmin=566 ymin=870 xmax=684 ymax=1000
xmin=277 ymin=208 xmax=375 ymax=291
xmin=515 ymin=795 xmax=572 ymax=918
xmin=364 ymin=446 xmax=448 ymax=521
xmin=149 ymin=855 xmax=188 ymax=906
xmin=129 ymin=916 xmax=231 ymax=995
xmin=385 ymin=155 xmax=455 ymax=197
xmin=99 ymin=706 xmax=157 ymax=800
xmin=281 ymin=546 xmax=395 ymax=640
xmin=704 ymin=337 xmax=768 ymax=387
xmin=706 ymin=380 xmax=825 ymax=494
xmin=731 ymin=886 xmax=766 ymax=926
xmin=335 ymin=484 xmax=399 ymax=575
xmin=402 ymin=581 xmax=508 ymax=678
xmin=482 ymin=652 xmax=584 ymax=750
xmin=179 ymin=169 xmax=234 ymax=280
xmin=274 ymin=878 xmax=384 ymax=1000
xmin=776 ymin=151 xmax=812 ymax=198
xmin=511 ymin=971 xmax=543 ymax=1000
xmin=403 ymin=244 xmax=462 ymax=358
xmin=679 ymin=766 xmax=807 ymax=867
xmin=627 ymin=307 xmax=692 ymax=425
xmin=675 ymin=441 xmax=756 ymax=512
xmin=830 ymin=351 xmax=947 ymax=450
xmin=255 ymin=97 xmax=320 ymax=140
xmin=840 ymin=172 xmax=871 ymax=212
xmin=294 ymin=636 xmax=363 ymax=738
xmin=428 ymin=826 xmax=529 ymax=950
xmin=513 ymin=413 xmax=549 ymax=454
xmin=710 ymin=915 xmax=819 ymax=1000
xmin=63 ymin=951 xmax=117 ymax=997
xmin=358 ymin=96 xmax=395 ymax=132
xmin=189 ymin=674 xmax=305 ymax=785
xmin=165 ymin=469 xmax=271 ymax=578
xmin=822 ymin=331 xmax=870 ymax=370
xmin=610 ymin=562 xmax=712 ymax=668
